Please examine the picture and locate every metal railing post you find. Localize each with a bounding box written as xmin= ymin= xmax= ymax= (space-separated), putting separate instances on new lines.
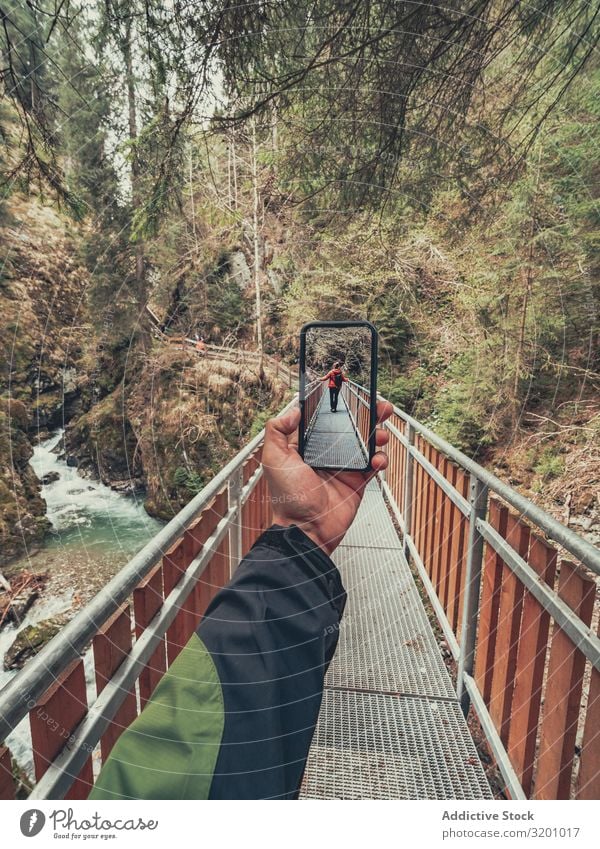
xmin=457 ymin=473 xmax=489 ymax=715
xmin=402 ymin=423 xmax=415 ymax=558
xmin=228 ymin=466 xmax=244 ymax=576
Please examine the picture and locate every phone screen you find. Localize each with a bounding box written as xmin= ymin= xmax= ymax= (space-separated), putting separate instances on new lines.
xmin=298 ymin=321 xmax=378 ymax=472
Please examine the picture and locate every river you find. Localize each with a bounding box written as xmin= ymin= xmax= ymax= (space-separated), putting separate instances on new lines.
xmin=0 ymin=429 xmax=164 ymax=779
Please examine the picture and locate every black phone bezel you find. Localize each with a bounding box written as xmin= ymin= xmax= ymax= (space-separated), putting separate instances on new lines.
xmin=298 ymin=320 xmax=379 ymax=472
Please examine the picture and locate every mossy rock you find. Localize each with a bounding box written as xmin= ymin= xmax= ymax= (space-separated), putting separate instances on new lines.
xmin=3 ymin=616 xmax=67 ymax=670
xmin=30 ymin=390 xmax=65 ymax=429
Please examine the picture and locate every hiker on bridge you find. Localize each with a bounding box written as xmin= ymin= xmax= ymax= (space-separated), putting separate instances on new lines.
xmin=89 ymin=399 xmax=393 ymax=801
xmin=320 ymin=361 xmax=347 ymax=412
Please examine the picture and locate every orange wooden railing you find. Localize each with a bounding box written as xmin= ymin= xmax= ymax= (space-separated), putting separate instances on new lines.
xmin=380 ymin=409 xmax=599 ymax=800
xmin=0 ymin=431 xmax=276 ymax=800
xmin=343 ymin=382 xmax=372 ymax=451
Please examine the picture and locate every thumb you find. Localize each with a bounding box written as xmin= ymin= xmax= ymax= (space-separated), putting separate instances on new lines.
xmin=263 ymin=406 xmax=301 ymax=459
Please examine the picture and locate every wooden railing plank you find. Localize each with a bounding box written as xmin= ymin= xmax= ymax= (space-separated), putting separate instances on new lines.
xmin=398 ymin=420 xmax=406 ymax=516
xmin=577 ymin=620 xmax=600 ymax=799
xmin=184 ymin=512 xmax=214 ymax=626
xmin=92 ymin=604 xmax=137 ymax=761
xmin=189 ymin=491 xmax=224 ymax=618
xmin=29 ymin=659 xmax=93 ymax=799
xmin=506 ymin=534 xmax=557 ymax=796
xmin=431 ymin=454 xmax=448 ymax=596
xmin=163 ymin=537 xmax=188 ymax=665
xmin=257 ymin=454 xmax=270 ymax=538
xmin=534 ymin=561 xmax=595 ymax=799
xmin=422 ymin=442 xmax=436 ymax=579
xmin=204 ymin=488 xmax=230 ymax=607
xmin=440 ymin=463 xmax=459 ymax=622
xmin=412 ymin=435 xmax=424 ymax=550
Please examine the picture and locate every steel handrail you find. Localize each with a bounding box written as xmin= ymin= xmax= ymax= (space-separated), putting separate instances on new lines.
xmin=0 ymin=398 xmax=297 ymax=743
xmin=371 ymin=389 xmax=600 ymax=576
xmin=372 ymin=385 xmax=599 ymax=800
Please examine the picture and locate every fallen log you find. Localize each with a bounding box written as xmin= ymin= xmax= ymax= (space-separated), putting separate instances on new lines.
xmin=0 ymin=572 xmax=48 ymax=629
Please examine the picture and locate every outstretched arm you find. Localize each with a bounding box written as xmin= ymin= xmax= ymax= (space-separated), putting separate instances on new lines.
xmin=90 ymin=401 xmax=392 ymax=800
xmin=89 ymin=527 xmax=345 ymax=801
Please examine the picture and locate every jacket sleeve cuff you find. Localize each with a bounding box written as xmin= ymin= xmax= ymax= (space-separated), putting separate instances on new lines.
xmin=253 ymin=523 xmax=346 ymax=620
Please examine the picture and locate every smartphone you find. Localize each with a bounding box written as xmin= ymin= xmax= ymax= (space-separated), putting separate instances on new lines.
xmin=298 ymin=320 xmax=378 ymax=472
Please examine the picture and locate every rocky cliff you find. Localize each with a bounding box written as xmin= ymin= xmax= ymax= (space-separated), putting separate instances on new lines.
xmin=67 ymin=344 xmax=291 ymax=519
xmin=0 ymin=196 xmax=88 ymax=564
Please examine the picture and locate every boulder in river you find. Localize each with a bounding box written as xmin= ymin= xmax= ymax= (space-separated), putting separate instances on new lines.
xmin=4 ymin=615 xmax=68 ymax=670
xmin=111 ymin=478 xmax=145 ymax=495
xmin=41 ymin=471 xmax=60 ymax=485
xmin=50 ymin=436 xmax=65 ymax=455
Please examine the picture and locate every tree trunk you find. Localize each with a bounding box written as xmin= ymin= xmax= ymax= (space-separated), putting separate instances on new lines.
xmin=227 ymin=137 xmax=232 ymax=208
xmin=513 ymin=145 xmax=542 ymax=402
xmin=122 ymin=14 xmax=146 ymax=315
xmin=251 ymin=119 xmax=263 ymax=365
xmin=231 ymin=128 xmax=238 ymax=209
xmin=189 ymin=146 xmax=198 ymax=247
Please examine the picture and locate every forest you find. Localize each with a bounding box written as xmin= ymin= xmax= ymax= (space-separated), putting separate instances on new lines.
xmin=0 ymin=0 xmax=598 ymax=565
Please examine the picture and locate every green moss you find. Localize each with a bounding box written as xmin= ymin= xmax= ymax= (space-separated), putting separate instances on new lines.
xmin=532 ymin=447 xmax=565 ymax=481
xmin=4 ymin=618 xmax=63 ymax=670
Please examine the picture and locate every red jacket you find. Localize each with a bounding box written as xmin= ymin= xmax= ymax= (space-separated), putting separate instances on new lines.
xmin=324 ymin=368 xmax=347 ymax=389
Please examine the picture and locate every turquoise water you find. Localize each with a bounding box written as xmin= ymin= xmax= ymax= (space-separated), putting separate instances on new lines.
xmin=0 ymin=430 xmax=164 ymax=773
xmin=2 ymin=429 xmax=164 ymax=656
xmin=28 ymin=429 xmax=163 ymax=568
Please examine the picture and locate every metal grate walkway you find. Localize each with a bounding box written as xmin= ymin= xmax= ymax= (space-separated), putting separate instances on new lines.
xmin=304 ymin=393 xmax=367 ymax=469
xmin=301 ymin=480 xmax=493 ymax=799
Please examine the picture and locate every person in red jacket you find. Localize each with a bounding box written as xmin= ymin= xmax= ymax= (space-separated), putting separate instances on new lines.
xmin=321 ymin=361 xmax=347 ymax=412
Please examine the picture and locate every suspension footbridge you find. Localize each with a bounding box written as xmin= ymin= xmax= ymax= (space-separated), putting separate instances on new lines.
xmin=0 ymin=360 xmax=598 ymax=801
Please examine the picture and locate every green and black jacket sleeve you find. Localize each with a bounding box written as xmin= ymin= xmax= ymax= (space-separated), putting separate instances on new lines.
xmin=89 ymin=524 xmax=346 ymax=800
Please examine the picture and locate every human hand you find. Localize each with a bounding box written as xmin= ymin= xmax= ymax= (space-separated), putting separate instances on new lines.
xmin=261 ymin=400 xmax=393 ymax=555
